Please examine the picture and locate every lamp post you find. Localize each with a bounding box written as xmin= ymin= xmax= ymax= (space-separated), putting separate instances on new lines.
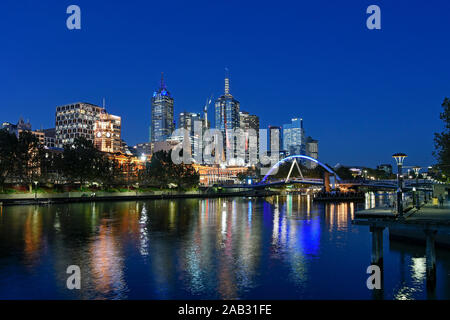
xmin=33 ymin=181 xmax=38 ymax=201
xmin=392 ymin=153 xmax=407 ymax=216
xmin=422 ymin=172 xmax=428 ymax=201
xmin=413 ymin=166 xmax=421 ymax=208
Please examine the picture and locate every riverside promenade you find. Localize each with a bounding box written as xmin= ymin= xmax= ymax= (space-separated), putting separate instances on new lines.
xmin=353 ymin=198 xmax=450 ymax=289
xmin=389 ymin=200 xmax=450 ymax=247
xmin=0 ymin=188 xmax=277 ymax=206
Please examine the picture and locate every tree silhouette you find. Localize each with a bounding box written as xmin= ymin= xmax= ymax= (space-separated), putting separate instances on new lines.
xmin=434 ymin=98 xmax=450 ymax=178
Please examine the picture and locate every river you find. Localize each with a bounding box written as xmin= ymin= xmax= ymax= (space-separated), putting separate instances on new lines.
xmin=0 ymin=194 xmax=449 ymax=299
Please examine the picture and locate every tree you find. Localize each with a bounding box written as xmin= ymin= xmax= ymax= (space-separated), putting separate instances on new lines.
xmin=37 ymin=148 xmax=60 ymax=184
xmin=237 ymin=167 xmax=258 ymax=182
xmin=335 ymin=166 xmax=355 ymax=180
xmin=99 ymin=158 xmax=121 ymax=188
xmin=61 ymin=137 xmax=105 ymax=188
xmin=15 ymin=131 xmax=42 ymax=191
xmin=0 ymin=129 xmax=18 ymax=191
xmin=434 ymin=98 xmax=450 ymax=178
xmin=144 ymin=150 xmax=199 ymax=189
xmin=146 ymin=150 xmax=171 ymax=188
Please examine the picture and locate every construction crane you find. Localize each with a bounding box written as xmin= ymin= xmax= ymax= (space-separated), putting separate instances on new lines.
xmin=203 ymin=94 xmax=213 ymax=129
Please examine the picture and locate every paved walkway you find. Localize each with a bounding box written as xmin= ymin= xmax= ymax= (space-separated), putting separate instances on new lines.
xmin=355 ymin=200 xmax=450 ymax=221
xmin=408 ymin=200 xmax=450 ymax=222
xmin=355 ymin=207 xmax=396 ymax=218
xmin=354 ymin=200 xmax=450 ymax=247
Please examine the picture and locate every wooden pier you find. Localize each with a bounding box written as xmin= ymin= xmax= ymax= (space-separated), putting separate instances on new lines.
xmin=353 ymin=200 xmax=450 ymax=289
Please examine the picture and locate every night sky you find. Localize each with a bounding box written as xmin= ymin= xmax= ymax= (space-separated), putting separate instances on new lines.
xmin=1 ymin=0 xmax=449 ymax=168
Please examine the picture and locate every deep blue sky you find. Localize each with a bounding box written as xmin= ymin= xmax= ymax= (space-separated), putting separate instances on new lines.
xmin=1 ymin=0 xmax=449 ymax=167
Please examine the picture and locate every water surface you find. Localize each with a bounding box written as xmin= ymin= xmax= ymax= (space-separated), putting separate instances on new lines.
xmin=0 ymin=195 xmax=449 ymax=299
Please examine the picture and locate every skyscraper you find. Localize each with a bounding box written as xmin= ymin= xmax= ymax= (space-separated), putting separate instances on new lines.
xmin=239 ymin=111 xmax=259 ymax=133
xmin=178 ymin=112 xmax=201 ymax=135
xmin=239 ymin=111 xmax=259 ymax=164
xmin=215 ymin=70 xmax=240 ymax=143
xmin=55 ymin=102 xmax=105 ymax=148
xmin=178 ymin=111 xmax=203 ymax=161
xmin=151 ymin=73 xmax=174 ymax=143
xmin=283 ymin=118 xmax=305 ymax=155
xmin=305 ymin=136 xmax=319 ymax=169
xmin=268 ymin=125 xmax=282 ymax=154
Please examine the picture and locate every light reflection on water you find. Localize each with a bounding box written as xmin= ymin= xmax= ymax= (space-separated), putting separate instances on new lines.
xmin=0 ymin=194 xmax=449 ymax=300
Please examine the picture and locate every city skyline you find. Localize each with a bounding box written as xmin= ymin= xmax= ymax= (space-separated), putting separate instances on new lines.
xmin=1 ymin=1 xmax=449 ymax=167
xmin=1 ymin=1 xmax=450 ymax=305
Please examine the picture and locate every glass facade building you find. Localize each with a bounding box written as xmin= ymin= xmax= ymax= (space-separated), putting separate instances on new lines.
xmin=215 ymin=74 xmax=240 ymax=144
xmin=178 ymin=111 xmax=203 ymax=160
xmin=151 ymin=74 xmax=174 ymax=143
xmin=178 ymin=112 xmax=201 ymax=136
xmin=268 ymin=125 xmax=282 ymax=151
xmin=283 ymin=118 xmax=305 ymax=155
xmin=240 ymin=111 xmax=259 ymax=164
xmin=305 ymin=136 xmax=319 ymax=169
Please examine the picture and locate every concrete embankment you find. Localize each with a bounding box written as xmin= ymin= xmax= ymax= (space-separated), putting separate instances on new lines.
xmin=0 ymin=189 xmax=278 ymax=206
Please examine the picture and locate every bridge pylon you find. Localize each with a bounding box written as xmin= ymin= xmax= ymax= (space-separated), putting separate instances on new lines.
xmin=324 ymin=172 xmax=331 ymax=192
xmin=285 ymin=158 xmax=304 ymax=184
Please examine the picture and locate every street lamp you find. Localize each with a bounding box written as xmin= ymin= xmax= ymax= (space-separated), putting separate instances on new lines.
xmin=392 ymin=153 xmax=407 ymax=216
xmin=413 ymin=166 xmax=421 ymax=207
xmin=33 ymin=181 xmax=38 ymax=201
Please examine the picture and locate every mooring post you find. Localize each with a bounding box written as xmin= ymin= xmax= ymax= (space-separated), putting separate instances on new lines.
xmin=424 ymin=229 xmax=437 ymax=288
xmin=370 ymin=226 xmax=384 ymax=266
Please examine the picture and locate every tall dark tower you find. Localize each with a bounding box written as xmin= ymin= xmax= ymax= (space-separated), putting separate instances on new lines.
xmin=151 ymin=73 xmax=174 ymax=142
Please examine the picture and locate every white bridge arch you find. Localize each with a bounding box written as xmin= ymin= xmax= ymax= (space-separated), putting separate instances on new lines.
xmin=260 ymin=155 xmax=341 ymax=184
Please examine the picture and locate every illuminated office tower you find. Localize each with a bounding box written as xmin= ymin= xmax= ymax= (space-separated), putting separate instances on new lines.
xmin=239 ymin=111 xmax=259 ymax=133
xmin=178 ymin=112 xmax=201 ymax=135
xmin=215 ymin=71 xmax=240 ymax=162
xmin=268 ymin=125 xmax=282 ymax=154
xmin=55 ymin=102 xmax=105 ymax=148
xmin=283 ymin=118 xmax=305 ymax=156
xmin=305 ymin=136 xmax=319 ymax=169
xmin=239 ymin=111 xmax=259 ymax=164
xmin=151 ymin=73 xmax=174 ymax=142
xmin=178 ymin=111 xmax=202 ymax=159
xmin=215 ymin=71 xmax=240 ymax=142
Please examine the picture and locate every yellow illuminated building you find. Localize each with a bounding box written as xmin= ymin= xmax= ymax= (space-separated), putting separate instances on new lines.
xmin=94 ymin=113 xmax=121 ymax=153
xmin=192 ymin=164 xmax=248 ymax=185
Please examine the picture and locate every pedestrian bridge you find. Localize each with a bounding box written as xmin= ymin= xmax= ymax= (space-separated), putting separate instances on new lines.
xmin=260 ymin=154 xmax=340 ymax=183
xmin=215 ymin=154 xmax=442 ymax=191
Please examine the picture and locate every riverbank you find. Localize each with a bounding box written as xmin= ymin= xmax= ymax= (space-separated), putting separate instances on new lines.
xmin=0 ymin=189 xmax=279 ymax=206
xmin=354 ymin=200 xmax=450 ymax=248
xmin=389 ymin=200 xmax=450 ymax=248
